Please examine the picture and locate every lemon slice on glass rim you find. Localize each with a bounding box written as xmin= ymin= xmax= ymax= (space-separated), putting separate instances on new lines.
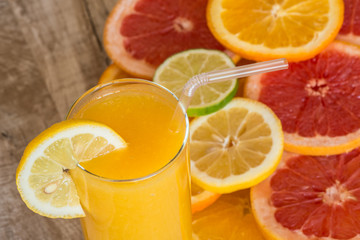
xmin=16 ymin=119 xmax=126 ymax=218
xmin=190 ymin=98 xmax=283 ymax=193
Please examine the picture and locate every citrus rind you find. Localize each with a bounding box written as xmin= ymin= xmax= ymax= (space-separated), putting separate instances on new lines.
xmin=16 ymin=120 xmax=126 ymax=218
xmin=336 ymin=34 xmax=360 ymax=47
xmin=104 ymin=0 xmax=154 ymax=79
xmin=98 ymin=63 xmax=133 ymax=85
xmin=187 ymin=81 xmax=238 ymax=117
xmin=191 ymin=181 xmax=221 ymax=213
xmin=245 ymin=74 xmax=360 ymax=156
xmin=154 ymin=49 xmax=238 ymax=117
xmin=336 ymin=0 xmax=360 ymax=46
xmin=193 ymin=190 xmax=265 ymax=239
xmin=250 ymin=150 xmax=360 ymax=240
xmin=190 ymin=98 xmax=283 ymax=194
xmin=104 ymin=0 xmax=230 ymax=79
xmin=244 ymin=41 xmax=360 ymax=156
xmin=207 ymin=0 xmax=344 ymax=62
xmin=250 ymin=151 xmax=292 ymax=240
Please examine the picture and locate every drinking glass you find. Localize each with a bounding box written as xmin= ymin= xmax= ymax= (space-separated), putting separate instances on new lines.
xmin=67 ymin=79 xmax=191 ymax=240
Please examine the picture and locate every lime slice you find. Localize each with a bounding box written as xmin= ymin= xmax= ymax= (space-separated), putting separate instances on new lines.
xmin=153 ymin=49 xmax=238 ymax=116
xmin=16 ymin=119 xmax=126 ymax=218
xmin=190 ymin=98 xmax=283 ymax=193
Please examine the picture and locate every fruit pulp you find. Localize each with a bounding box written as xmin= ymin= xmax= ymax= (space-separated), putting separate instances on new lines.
xmin=68 ymin=80 xmax=191 ymax=240
xmin=251 ymin=150 xmax=360 ymax=240
xmin=104 ymin=0 xmax=225 ymax=78
xmin=244 ymin=41 xmax=360 ymax=155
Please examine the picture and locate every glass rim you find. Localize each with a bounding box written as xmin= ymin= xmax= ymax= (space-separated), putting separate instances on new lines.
xmin=66 ymin=78 xmax=189 ymax=183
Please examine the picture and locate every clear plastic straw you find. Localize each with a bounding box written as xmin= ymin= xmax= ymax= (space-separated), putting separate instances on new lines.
xmin=170 ymin=58 xmax=288 ymax=132
xmin=180 ymin=58 xmax=288 ymax=110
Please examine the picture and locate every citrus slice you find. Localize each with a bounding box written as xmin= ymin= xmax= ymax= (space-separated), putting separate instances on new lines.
xmin=191 ymin=181 xmax=220 ymax=214
xmin=16 ymin=120 xmax=126 ymax=218
xmin=207 ymin=0 xmax=344 ymax=61
xmin=251 ymin=149 xmax=360 ymax=240
xmin=154 ymin=49 xmax=238 ymax=117
xmin=190 ymin=98 xmax=283 ymax=193
xmin=104 ymin=0 xmax=225 ymax=78
xmin=244 ymin=41 xmax=360 ymax=156
xmin=336 ymin=0 xmax=360 ymax=46
xmin=98 ymin=63 xmax=133 ymax=84
xmin=192 ymin=190 xmax=265 ymax=240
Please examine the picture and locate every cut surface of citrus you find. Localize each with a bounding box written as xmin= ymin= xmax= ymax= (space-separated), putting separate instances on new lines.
xmin=98 ymin=63 xmax=133 ymax=85
xmin=154 ymin=49 xmax=238 ymax=117
xmin=192 ymin=190 xmax=265 ymax=240
xmin=190 ymin=98 xmax=283 ymax=194
xmin=251 ymin=149 xmax=360 ymax=240
xmin=16 ymin=120 xmax=126 ymax=218
xmin=207 ymin=0 xmax=344 ymax=61
xmin=191 ymin=181 xmax=220 ymax=214
xmin=104 ymin=0 xmax=225 ymax=78
xmin=245 ymin=41 xmax=360 ymax=156
xmin=336 ymin=0 xmax=360 ymax=46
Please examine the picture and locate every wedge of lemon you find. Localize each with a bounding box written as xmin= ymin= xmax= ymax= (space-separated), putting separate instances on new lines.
xmin=153 ymin=49 xmax=238 ymax=117
xmin=190 ymin=98 xmax=283 ymax=193
xmin=16 ymin=120 xmax=126 ymax=218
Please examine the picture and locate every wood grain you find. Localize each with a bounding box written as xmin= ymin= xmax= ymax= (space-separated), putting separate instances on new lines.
xmin=0 ymin=0 xmax=118 ymax=239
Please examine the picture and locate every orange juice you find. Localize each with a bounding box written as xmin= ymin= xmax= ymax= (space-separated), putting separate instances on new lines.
xmin=67 ymin=79 xmax=191 ymax=240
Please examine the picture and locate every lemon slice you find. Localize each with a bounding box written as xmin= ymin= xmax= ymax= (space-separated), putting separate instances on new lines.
xmin=190 ymin=98 xmax=283 ymax=193
xmin=153 ymin=49 xmax=238 ymax=117
xmin=16 ymin=119 xmax=126 ymax=218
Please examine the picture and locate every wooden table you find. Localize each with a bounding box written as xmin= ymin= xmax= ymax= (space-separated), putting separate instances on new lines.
xmin=1 ymin=0 xmax=119 ymax=239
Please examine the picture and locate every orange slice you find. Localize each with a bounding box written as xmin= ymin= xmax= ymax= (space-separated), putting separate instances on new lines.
xmin=244 ymin=41 xmax=360 ymax=156
xmin=207 ymin=0 xmax=344 ymax=61
xmin=192 ymin=190 xmax=265 ymax=240
xmin=191 ymin=181 xmax=220 ymax=214
xmin=98 ymin=63 xmax=133 ymax=85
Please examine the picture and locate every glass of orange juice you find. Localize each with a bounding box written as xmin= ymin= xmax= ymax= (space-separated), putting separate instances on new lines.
xmin=67 ymin=79 xmax=192 ymax=239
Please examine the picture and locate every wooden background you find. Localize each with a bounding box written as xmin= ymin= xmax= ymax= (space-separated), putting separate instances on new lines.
xmin=0 ymin=0 xmax=120 ymax=239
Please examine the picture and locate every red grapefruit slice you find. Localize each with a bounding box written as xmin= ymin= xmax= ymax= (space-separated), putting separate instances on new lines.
xmin=244 ymin=41 xmax=360 ymax=156
xmin=251 ymin=149 xmax=360 ymax=240
xmin=336 ymin=0 xmax=360 ymax=46
xmin=104 ymin=0 xmax=225 ymax=79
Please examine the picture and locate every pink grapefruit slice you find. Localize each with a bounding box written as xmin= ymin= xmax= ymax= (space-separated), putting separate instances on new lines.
xmin=336 ymin=0 xmax=360 ymax=46
xmin=244 ymin=41 xmax=360 ymax=156
xmin=251 ymin=149 xmax=360 ymax=240
xmin=104 ymin=0 xmax=225 ymax=79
